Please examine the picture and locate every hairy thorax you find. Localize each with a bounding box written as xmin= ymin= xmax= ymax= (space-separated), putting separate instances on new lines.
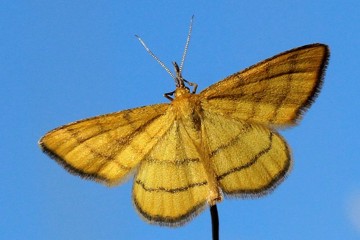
xmin=171 ymin=88 xmax=202 ymax=132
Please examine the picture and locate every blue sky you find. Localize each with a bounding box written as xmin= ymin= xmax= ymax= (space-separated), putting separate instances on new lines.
xmin=2 ymin=1 xmax=360 ymax=239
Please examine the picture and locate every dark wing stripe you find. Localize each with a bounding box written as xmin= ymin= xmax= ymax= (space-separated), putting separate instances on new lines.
xmin=135 ymin=179 xmax=207 ymax=193
xmin=217 ymin=132 xmax=273 ymax=181
xmin=206 ymin=72 xmax=311 ymax=102
xmin=224 ymin=140 xmax=291 ymax=195
xmin=209 ymin=123 xmax=252 ymax=158
xmin=61 ymin=113 xmax=164 ymax=166
xmin=145 ymin=157 xmax=200 ymax=165
xmin=64 ymin=113 xmax=163 ymax=154
xmin=205 ymin=90 xmax=312 ymax=103
xmin=269 ymin=54 xmax=297 ymax=122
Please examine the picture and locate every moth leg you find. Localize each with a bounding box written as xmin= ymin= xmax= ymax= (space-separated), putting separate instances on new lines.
xmin=183 ymin=79 xmax=198 ymax=94
xmin=164 ymin=90 xmax=175 ymax=101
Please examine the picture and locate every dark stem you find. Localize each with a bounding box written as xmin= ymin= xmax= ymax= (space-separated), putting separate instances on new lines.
xmin=210 ymin=204 xmax=219 ymax=240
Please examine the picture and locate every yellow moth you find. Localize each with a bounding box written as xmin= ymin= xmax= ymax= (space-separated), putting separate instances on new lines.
xmin=39 ymin=28 xmax=329 ymax=226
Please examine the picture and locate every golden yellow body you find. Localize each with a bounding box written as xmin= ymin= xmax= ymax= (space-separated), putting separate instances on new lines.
xmin=39 ymin=44 xmax=329 ymax=226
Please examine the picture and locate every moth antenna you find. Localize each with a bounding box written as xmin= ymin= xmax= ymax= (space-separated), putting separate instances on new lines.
xmin=135 ymin=35 xmax=176 ymax=80
xmin=179 ymin=15 xmax=194 ymax=73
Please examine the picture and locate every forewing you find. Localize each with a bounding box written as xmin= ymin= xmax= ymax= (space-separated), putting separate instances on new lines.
xmin=201 ymin=110 xmax=291 ymax=196
xmin=39 ymin=103 xmax=171 ymax=185
xmin=133 ymin=119 xmax=209 ymax=226
xmin=200 ymin=44 xmax=329 ymax=126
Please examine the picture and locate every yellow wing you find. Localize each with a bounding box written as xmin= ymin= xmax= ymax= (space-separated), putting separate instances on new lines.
xmin=39 ymin=103 xmax=171 ymax=185
xmin=201 ymin=110 xmax=291 ymax=196
xmin=132 ymin=117 xmax=210 ymax=226
xmin=200 ymin=44 xmax=329 ymax=126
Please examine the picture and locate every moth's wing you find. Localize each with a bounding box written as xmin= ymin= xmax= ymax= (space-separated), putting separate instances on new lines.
xmin=201 ymin=110 xmax=291 ymax=196
xmin=200 ymin=44 xmax=329 ymax=126
xmin=39 ymin=103 xmax=171 ymax=186
xmin=133 ymin=118 xmax=210 ymax=226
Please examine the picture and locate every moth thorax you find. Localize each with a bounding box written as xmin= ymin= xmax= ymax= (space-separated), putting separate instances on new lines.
xmin=172 ymin=94 xmax=202 ymax=132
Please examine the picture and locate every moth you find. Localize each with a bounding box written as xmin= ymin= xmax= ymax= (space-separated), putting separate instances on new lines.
xmin=39 ymin=23 xmax=329 ymax=226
